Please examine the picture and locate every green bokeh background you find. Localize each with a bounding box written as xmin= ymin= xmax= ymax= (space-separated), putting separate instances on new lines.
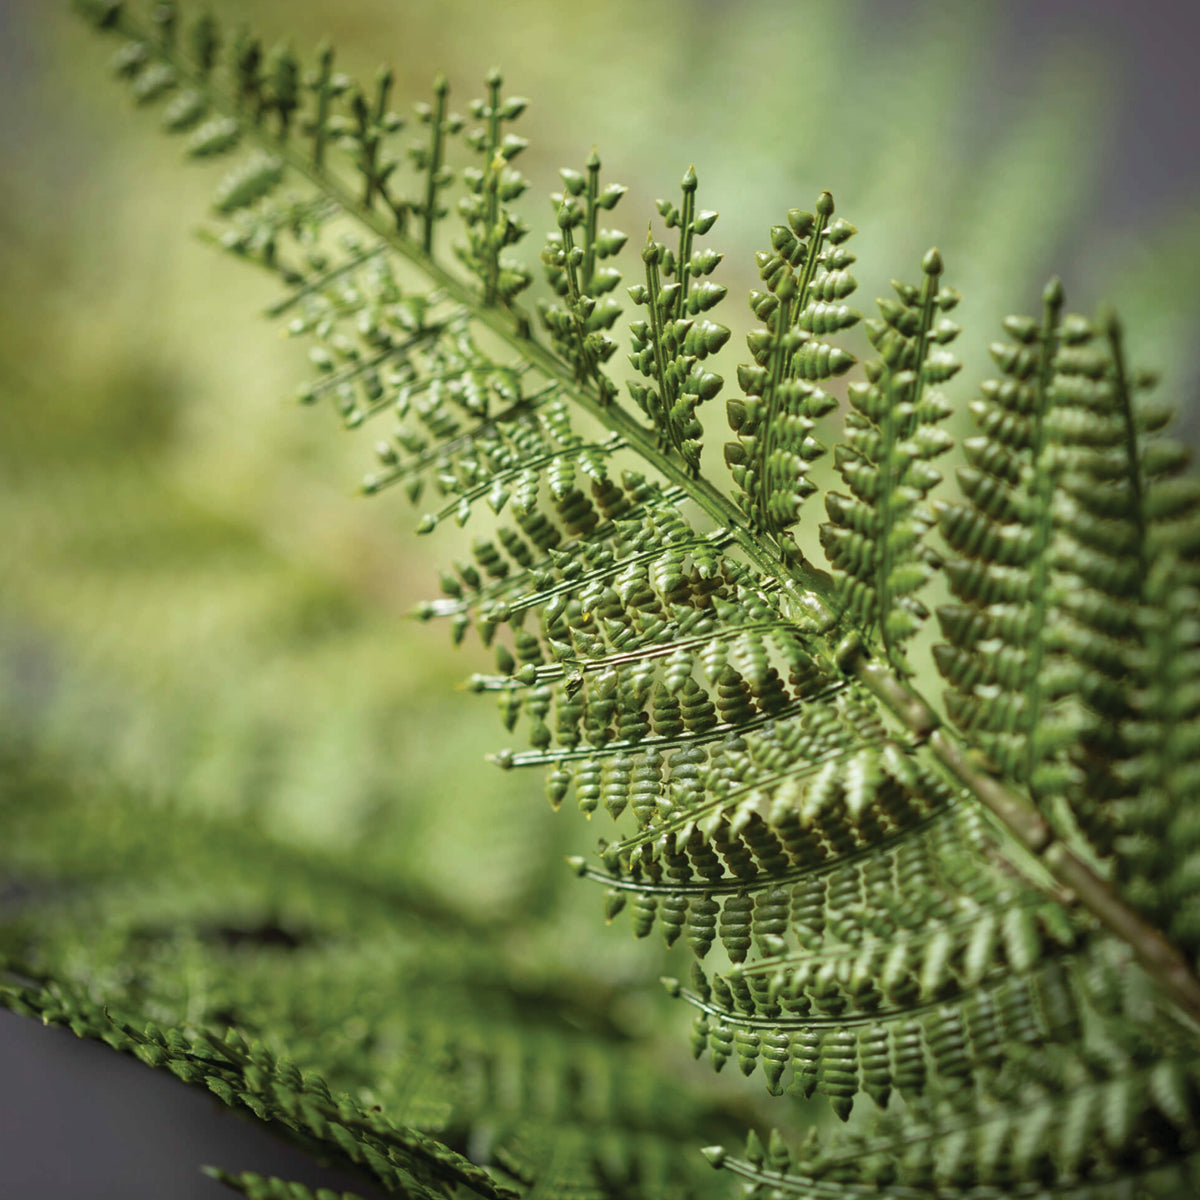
xmin=2 ymin=1 xmax=1198 ymax=1194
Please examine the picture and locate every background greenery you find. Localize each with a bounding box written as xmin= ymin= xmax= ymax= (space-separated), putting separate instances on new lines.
xmin=2 ymin=1 xmax=1198 ymax=1195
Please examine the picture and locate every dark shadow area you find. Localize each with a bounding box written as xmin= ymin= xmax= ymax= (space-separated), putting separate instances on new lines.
xmin=0 ymin=1010 xmax=389 ymax=1198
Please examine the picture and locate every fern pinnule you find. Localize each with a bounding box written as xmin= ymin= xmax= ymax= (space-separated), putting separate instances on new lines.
xmin=725 ymin=193 xmax=857 ymax=542
xmin=539 ymin=152 xmax=627 ymax=400
xmin=821 ymin=248 xmax=960 ymax=675
xmin=626 ymin=167 xmax=729 ymax=472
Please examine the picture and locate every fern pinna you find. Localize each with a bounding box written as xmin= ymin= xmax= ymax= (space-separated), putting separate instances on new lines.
xmin=12 ymin=2 xmax=1200 ymax=1197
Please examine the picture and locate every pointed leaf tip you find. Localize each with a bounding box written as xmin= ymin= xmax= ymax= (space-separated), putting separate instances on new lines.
xmin=700 ymin=1146 xmax=727 ymax=1167
xmin=922 ymin=248 xmax=943 ymax=276
xmin=816 ymin=190 xmax=835 ymax=216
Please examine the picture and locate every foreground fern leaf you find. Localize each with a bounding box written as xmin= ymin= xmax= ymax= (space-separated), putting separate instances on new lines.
xmin=1 ymin=752 xmax=731 ymax=1200
xmin=8 ymin=2 xmax=1199 ymax=1197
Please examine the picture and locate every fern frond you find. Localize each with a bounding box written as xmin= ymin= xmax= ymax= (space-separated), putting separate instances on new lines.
xmin=454 ymin=69 xmax=531 ymax=307
xmin=33 ymin=5 xmax=1200 ymax=1199
xmin=934 ymin=298 xmax=1200 ymax=876
xmin=1115 ymin=555 xmax=1200 ymax=957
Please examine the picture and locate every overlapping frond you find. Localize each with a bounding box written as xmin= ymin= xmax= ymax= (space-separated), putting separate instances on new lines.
xmin=933 ymin=295 xmax=1200 ymax=879
xmin=936 ymin=285 xmax=1117 ymax=807
xmin=1115 ymin=557 xmax=1200 ymax=959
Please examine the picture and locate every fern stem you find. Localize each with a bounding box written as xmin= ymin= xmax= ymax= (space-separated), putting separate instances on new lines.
xmin=641 ymin=235 xmax=677 ymax=453
xmin=675 ymin=165 xmax=697 ymax=318
xmin=754 ymin=288 xmax=793 ymax=536
xmin=421 ymin=73 xmax=449 ymax=254
xmin=300 ymin=320 xmax=459 ymax=404
xmin=482 ymin=70 xmax=503 ymax=306
xmin=612 ymin=733 xmax=896 ymax=854
xmin=718 ymin=1050 xmax=1200 ymax=1193
xmin=583 ymin=148 xmax=600 ymax=291
xmin=676 ymin=985 xmax=956 ymax=1031
xmin=309 ymin=42 xmax=334 ymax=171
xmin=849 ymin=663 xmax=1200 ymax=1026
xmin=499 ymin=531 xmax=735 ymax=617
xmin=705 ymin=1154 xmax=919 ymax=1200
xmin=852 ymin=655 xmax=939 ymax=742
xmin=358 ymin=362 xmax=531 ymax=430
xmin=419 ymin=487 xmax=692 ymax=618
xmin=789 ymin=191 xmax=832 ymax=372
xmin=753 ymin=196 xmax=829 ymax=543
xmin=877 ymin=251 xmax=940 ymax=676
xmin=264 ymin=241 xmax=387 ymax=317
xmin=558 ymin=216 xmax=597 ymax=383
